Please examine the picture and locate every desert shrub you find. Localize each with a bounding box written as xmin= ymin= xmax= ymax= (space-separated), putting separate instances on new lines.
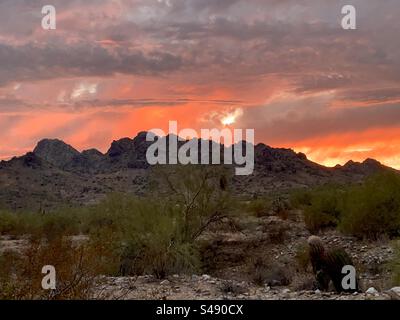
xmin=78 ymin=194 xmax=199 ymax=278
xmin=296 ymin=172 xmax=400 ymax=238
xmin=303 ymin=186 xmax=343 ymax=233
xmin=0 ymin=235 xmax=122 ymax=300
xmin=83 ymin=165 xmax=234 ymax=278
xmin=290 ymin=189 xmax=312 ymax=208
xmin=0 ymin=209 xmax=82 ymax=239
xmin=0 ymin=211 xmax=20 ymax=235
xmin=115 ymin=199 xmax=200 ymax=278
xmin=246 ymin=198 xmax=271 ymax=217
xmin=150 ymin=165 xmax=235 ymax=241
xmin=33 ymin=210 xmax=81 ymax=240
xmin=339 ymin=172 xmax=400 ymax=239
xmin=120 ymin=239 xmax=198 ymax=279
xmin=0 ymin=211 xmax=42 ymax=236
xmin=81 ymin=193 xmax=135 ymax=235
xmin=0 ymin=165 xmax=235 ymax=280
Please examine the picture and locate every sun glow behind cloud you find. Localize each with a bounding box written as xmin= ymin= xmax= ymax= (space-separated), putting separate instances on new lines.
xmin=221 ymin=108 xmax=243 ymax=126
xmin=70 ymin=83 xmax=98 ymax=100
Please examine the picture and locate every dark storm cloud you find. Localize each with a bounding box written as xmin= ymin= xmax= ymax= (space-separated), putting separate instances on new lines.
xmin=1 ymin=0 xmax=400 ymax=91
xmin=0 ymin=42 xmax=183 ymax=85
xmin=1 ymin=0 xmax=400 ymax=116
xmin=241 ymin=100 xmax=400 ymax=144
xmin=338 ymin=88 xmax=400 ymax=104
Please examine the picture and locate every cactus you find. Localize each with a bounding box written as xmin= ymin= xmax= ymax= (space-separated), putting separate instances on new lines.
xmin=324 ymin=247 xmax=358 ymax=293
xmin=307 ymin=236 xmax=358 ymax=293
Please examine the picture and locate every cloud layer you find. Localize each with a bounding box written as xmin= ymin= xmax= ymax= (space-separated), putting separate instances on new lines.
xmin=0 ymin=0 xmax=400 ymax=168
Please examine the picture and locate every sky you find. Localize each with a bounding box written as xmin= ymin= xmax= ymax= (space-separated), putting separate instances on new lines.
xmin=0 ymin=0 xmax=400 ymax=168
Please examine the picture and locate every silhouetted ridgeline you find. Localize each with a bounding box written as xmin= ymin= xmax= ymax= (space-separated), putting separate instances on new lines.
xmin=0 ymin=132 xmax=396 ymax=210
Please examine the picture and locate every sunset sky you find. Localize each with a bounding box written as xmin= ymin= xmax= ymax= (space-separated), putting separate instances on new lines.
xmin=1 ymin=0 xmax=400 ymax=168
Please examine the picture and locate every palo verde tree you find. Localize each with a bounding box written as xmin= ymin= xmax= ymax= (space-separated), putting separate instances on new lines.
xmin=149 ymin=164 xmax=235 ymax=242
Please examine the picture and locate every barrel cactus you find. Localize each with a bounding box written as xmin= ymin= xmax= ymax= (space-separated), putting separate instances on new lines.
xmin=307 ymin=236 xmax=358 ymax=293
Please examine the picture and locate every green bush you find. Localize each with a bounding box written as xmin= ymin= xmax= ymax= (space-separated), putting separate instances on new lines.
xmin=85 ymin=166 xmax=234 ymax=278
xmin=35 ymin=210 xmax=81 ymax=240
xmin=246 ymin=198 xmax=271 ymax=217
xmin=0 ymin=211 xmax=20 ymax=235
xmin=0 ymin=209 xmax=82 ymax=239
xmin=303 ymin=186 xmax=343 ymax=233
xmin=150 ymin=165 xmax=235 ymax=241
xmin=101 ymin=196 xmax=200 ymax=278
xmin=0 ymin=166 xmax=235 ymax=279
xmin=339 ymin=172 xmax=400 ymax=239
xmin=81 ymin=193 xmax=133 ymax=235
xmin=299 ymin=172 xmax=400 ymax=239
xmin=290 ymin=189 xmax=312 ymax=208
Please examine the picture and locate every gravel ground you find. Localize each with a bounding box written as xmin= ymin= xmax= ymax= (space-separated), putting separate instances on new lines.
xmin=102 ymin=275 xmax=400 ymax=300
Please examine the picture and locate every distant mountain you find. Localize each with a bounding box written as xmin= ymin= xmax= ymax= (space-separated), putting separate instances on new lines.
xmin=0 ymin=132 xmax=395 ymax=210
xmin=34 ymin=139 xmax=80 ymax=169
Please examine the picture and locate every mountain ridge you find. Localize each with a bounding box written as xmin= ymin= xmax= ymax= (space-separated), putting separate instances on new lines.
xmin=0 ymin=132 xmax=395 ymax=211
xmin=26 ymin=132 xmax=390 ymax=172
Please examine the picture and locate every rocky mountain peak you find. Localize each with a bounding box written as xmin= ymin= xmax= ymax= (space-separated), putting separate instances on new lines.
xmin=82 ymin=149 xmax=103 ymax=157
xmin=363 ymin=158 xmax=382 ymax=166
xmin=339 ymin=158 xmax=388 ymax=176
xmin=106 ymin=138 xmax=134 ymax=157
xmin=33 ymin=138 xmax=80 ymax=168
xmin=134 ymin=131 xmax=150 ymax=142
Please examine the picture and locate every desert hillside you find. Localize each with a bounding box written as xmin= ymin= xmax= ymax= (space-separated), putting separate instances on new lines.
xmin=0 ymin=139 xmax=400 ymax=300
xmin=0 ymin=133 xmax=393 ymax=211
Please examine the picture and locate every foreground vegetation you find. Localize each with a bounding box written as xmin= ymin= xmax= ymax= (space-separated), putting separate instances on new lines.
xmin=0 ymin=165 xmax=236 ymax=298
xmin=291 ymin=171 xmax=400 ymax=240
xmin=1 ymin=168 xmax=400 ymax=298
